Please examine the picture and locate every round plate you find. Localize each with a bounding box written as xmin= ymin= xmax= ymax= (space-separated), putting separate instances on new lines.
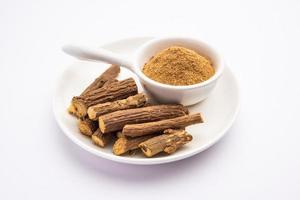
xmin=53 ymin=37 xmax=240 ymax=165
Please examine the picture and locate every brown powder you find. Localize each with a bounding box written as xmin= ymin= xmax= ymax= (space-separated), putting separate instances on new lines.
xmin=142 ymin=46 xmax=215 ymax=86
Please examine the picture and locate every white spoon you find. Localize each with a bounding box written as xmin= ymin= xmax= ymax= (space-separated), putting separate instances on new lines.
xmin=62 ymin=37 xmax=224 ymax=106
xmin=62 ymin=44 xmax=136 ymax=73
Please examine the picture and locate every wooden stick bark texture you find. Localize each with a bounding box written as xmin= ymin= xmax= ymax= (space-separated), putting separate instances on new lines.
xmin=99 ymin=104 xmax=189 ymax=133
xmin=68 ymin=65 xmax=120 ymax=117
xmin=139 ymin=129 xmax=192 ymax=157
xmin=87 ymin=93 xmax=147 ymax=120
xmin=72 ymin=78 xmax=138 ymax=118
xmin=122 ymin=113 xmax=203 ymax=137
xmin=113 ymin=134 xmax=157 ymax=155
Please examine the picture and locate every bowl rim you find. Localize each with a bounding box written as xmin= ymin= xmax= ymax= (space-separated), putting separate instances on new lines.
xmin=134 ymin=37 xmax=225 ymax=90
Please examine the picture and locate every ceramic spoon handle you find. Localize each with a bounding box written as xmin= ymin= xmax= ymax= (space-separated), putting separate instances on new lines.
xmin=62 ymin=44 xmax=135 ymax=72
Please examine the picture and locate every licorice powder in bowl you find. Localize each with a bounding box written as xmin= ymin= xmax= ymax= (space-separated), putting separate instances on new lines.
xmin=142 ymin=46 xmax=215 ymax=86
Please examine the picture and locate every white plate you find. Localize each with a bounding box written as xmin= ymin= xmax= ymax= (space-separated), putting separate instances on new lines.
xmin=53 ymin=37 xmax=240 ymax=165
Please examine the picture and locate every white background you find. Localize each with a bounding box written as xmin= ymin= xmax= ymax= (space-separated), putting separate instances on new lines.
xmin=1 ymin=0 xmax=300 ymax=199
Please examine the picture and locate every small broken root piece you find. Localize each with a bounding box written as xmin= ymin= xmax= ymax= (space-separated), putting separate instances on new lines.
xmin=87 ymin=93 xmax=147 ymax=120
xmin=91 ymin=129 xmax=113 ymax=148
xmin=99 ymin=104 xmax=189 ymax=133
xmin=72 ymin=78 xmax=138 ymax=118
xmin=78 ymin=118 xmax=98 ymax=136
xmin=123 ymin=113 xmax=203 ymax=137
xmin=139 ymin=129 xmax=193 ymax=157
xmin=113 ymin=134 xmax=156 ymax=155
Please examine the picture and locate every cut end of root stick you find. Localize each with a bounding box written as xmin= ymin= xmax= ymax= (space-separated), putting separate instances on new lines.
xmin=139 ymin=144 xmax=153 ymax=157
xmin=68 ymin=104 xmax=77 ymax=116
xmin=78 ymin=118 xmax=98 ymax=136
xmin=92 ymin=129 xmax=113 ymax=148
xmin=78 ymin=123 xmax=93 ymax=136
xmin=92 ymin=133 xmax=105 ymax=147
xmin=87 ymin=108 xmax=97 ymax=121
xmin=72 ymin=99 xmax=87 ymax=118
xmin=99 ymin=118 xmax=106 ymax=133
xmin=113 ymin=138 xmax=128 ymax=155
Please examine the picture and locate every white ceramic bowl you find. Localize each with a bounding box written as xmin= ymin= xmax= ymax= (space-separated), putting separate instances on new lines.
xmin=63 ymin=37 xmax=224 ymax=106
xmin=134 ymin=37 xmax=225 ymax=105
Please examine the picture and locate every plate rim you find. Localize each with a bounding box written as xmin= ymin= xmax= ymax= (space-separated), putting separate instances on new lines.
xmin=53 ymin=37 xmax=240 ymax=165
